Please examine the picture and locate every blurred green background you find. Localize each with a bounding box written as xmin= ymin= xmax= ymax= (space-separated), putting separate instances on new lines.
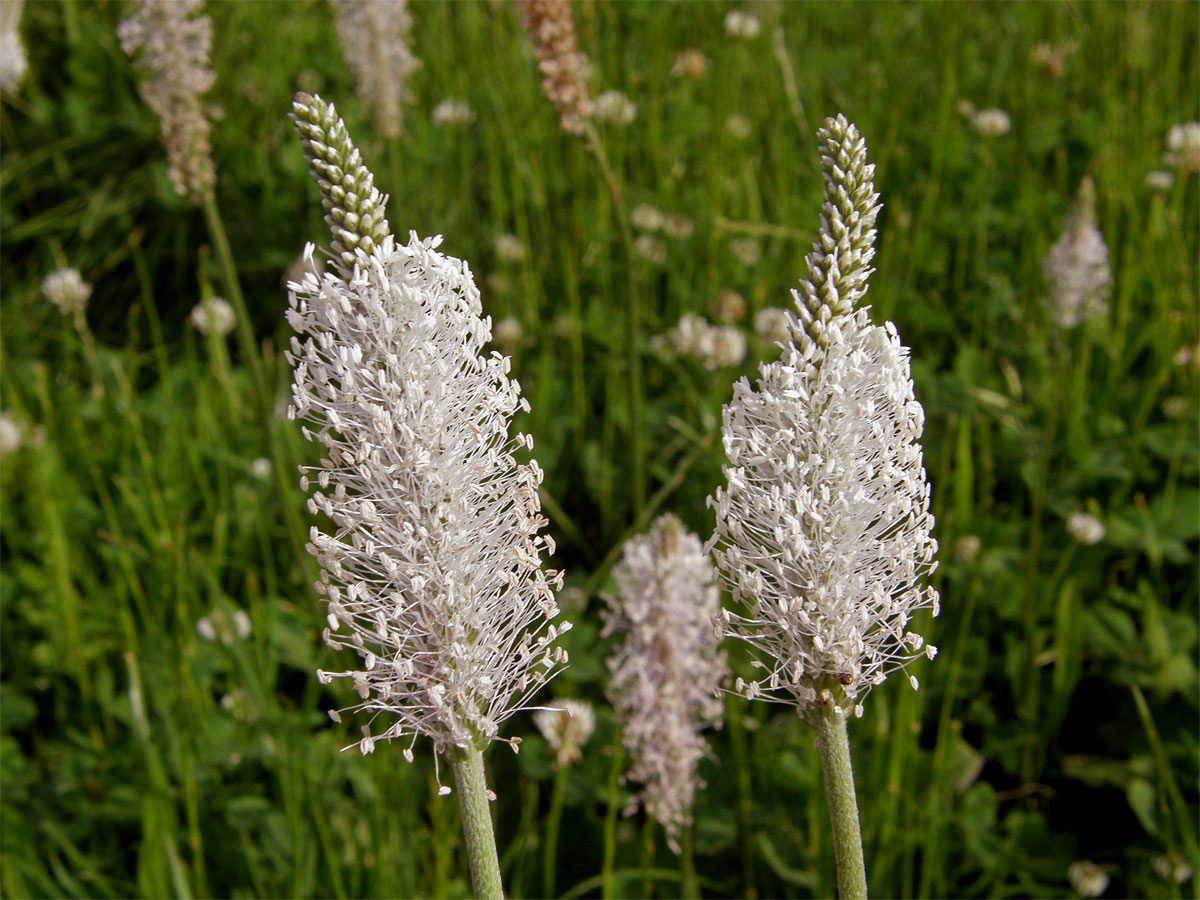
xmin=1 ymin=1 xmax=1197 ymax=897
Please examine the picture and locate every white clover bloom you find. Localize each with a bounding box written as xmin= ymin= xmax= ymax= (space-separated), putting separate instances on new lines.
xmin=1165 ymin=121 xmax=1200 ymax=172
xmin=670 ymin=47 xmax=708 ymax=79
xmin=533 ymin=698 xmax=596 ymax=767
xmin=593 ymin=90 xmax=637 ymax=126
xmin=0 ymin=410 xmax=23 ymax=455
xmin=754 ymin=306 xmax=791 ymax=344
xmin=1153 ymin=854 xmax=1193 ymax=885
xmin=725 ymin=114 xmax=752 ymax=139
xmin=332 ymin=0 xmax=420 ymax=139
xmin=972 ymin=108 xmax=1011 ymax=137
xmin=707 ymin=115 xmax=939 ymax=721
xmin=494 ymin=233 xmax=525 ymax=263
xmin=41 ymin=268 xmax=92 ymax=316
xmin=250 ymin=457 xmax=272 ymax=480
xmin=605 ymin=514 xmax=727 ymax=852
xmin=188 ymin=296 xmax=236 ymax=336
xmin=664 ymin=213 xmax=694 ymax=240
xmin=630 ymin=203 xmax=666 ymax=233
xmin=634 ymin=234 xmax=667 ymax=265
xmin=432 ymin=99 xmax=474 ymax=127
xmin=1043 ymin=177 xmax=1111 ymax=329
xmin=724 ymin=9 xmax=761 ymax=39
xmin=1146 ymin=170 xmax=1175 ymax=192
xmin=707 ymin=325 xmax=746 ymax=369
xmin=119 ymin=0 xmax=216 ymax=203
xmin=713 ymin=288 xmax=746 ymax=324
xmin=491 ymin=316 xmax=524 ymax=354
xmin=288 ymin=93 xmax=568 ymax=760
xmin=0 ymin=21 xmax=27 ymax=96
xmin=730 ymin=237 xmax=760 ymax=266
xmin=1066 ymin=512 xmax=1105 ymax=545
xmin=1068 ymin=861 xmax=1109 ymax=898
xmin=953 ymin=535 xmax=982 ymax=564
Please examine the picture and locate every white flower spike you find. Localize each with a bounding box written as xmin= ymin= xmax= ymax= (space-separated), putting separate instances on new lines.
xmin=286 ymin=93 xmax=568 ymax=763
xmin=707 ymin=114 xmax=939 ymax=725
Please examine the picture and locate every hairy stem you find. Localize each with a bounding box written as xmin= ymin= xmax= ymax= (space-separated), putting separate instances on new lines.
xmin=450 ymin=747 xmax=504 ymax=900
xmin=815 ymin=703 xmax=867 ymax=899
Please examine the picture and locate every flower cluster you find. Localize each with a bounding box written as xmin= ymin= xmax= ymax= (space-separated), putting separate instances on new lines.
xmin=666 ymin=313 xmax=746 ymax=369
xmin=707 ymin=115 xmax=939 ymax=721
xmin=516 ymin=0 xmax=592 ymax=136
xmin=332 ymin=0 xmax=420 ymax=139
xmin=287 ymin=93 xmax=568 ymax=760
xmin=42 ymin=268 xmax=92 ymax=316
xmin=0 ymin=0 xmax=27 ymax=95
xmin=188 ymin=296 xmax=236 ymax=336
xmin=119 ymin=0 xmax=216 ymax=204
xmin=534 ymin=698 xmax=596 ymax=767
xmin=604 ymin=514 xmax=726 ymax=851
xmin=1043 ymin=177 xmax=1111 ymax=329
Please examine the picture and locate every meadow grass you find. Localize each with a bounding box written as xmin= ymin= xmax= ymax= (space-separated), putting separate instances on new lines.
xmin=1 ymin=1 xmax=1197 ymax=898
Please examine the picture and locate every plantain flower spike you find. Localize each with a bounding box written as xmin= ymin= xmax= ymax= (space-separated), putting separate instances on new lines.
xmin=515 ymin=0 xmax=593 ymax=136
xmin=331 ymin=0 xmax=420 ymax=140
xmin=1042 ymin=176 xmax=1111 ymax=329
xmin=605 ymin=514 xmax=727 ymax=852
xmin=119 ymin=0 xmax=216 ymax=204
xmin=707 ymin=115 xmax=939 ymax=725
xmin=287 ymin=92 xmax=569 ymax=762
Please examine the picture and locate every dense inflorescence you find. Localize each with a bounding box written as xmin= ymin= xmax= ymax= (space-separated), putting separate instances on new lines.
xmin=604 ymin=514 xmax=726 ymax=851
xmin=118 ymin=0 xmax=216 ymax=203
xmin=332 ymin=0 xmax=420 ymax=139
xmin=707 ymin=115 xmax=939 ymax=722
xmin=1042 ymin=177 xmax=1111 ymax=329
xmin=515 ymin=0 xmax=592 ymax=136
xmin=287 ymin=93 xmax=568 ymax=761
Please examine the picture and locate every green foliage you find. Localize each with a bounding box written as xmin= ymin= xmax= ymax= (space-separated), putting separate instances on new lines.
xmin=2 ymin=1 xmax=1197 ymax=898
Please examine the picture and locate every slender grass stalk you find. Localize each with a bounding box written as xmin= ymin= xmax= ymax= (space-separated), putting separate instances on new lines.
xmin=679 ymin=825 xmax=698 ymax=900
xmin=543 ymin=764 xmax=568 ymax=899
xmin=815 ymin=703 xmax=867 ymax=900
xmin=450 ymin=748 xmax=504 ymax=900
xmin=582 ymin=120 xmax=645 ymax=512
xmin=200 ymin=189 xmax=262 ymax=396
xmin=601 ymin=735 xmax=625 ymax=900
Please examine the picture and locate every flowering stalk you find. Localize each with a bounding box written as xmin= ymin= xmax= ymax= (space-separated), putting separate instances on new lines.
xmin=288 ymin=92 xmax=569 ymax=899
xmin=604 ymin=514 xmax=726 ymax=854
xmin=332 ymin=0 xmax=420 ymax=140
xmin=708 ymin=115 xmax=940 ymax=898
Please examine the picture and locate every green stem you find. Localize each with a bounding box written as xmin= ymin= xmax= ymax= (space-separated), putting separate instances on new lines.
xmin=601 ymin=735 xmax=625 ymax=900
xmin=543 ymin=765 xmax=568 ymax=899
xmin=582 ymin=121 xmax=645 ymax=512
xmin=201 ymin=189 xmax=263 ymax=398
xmin=814 ymin=703 xmax=867 ymax=900
xmin=450 ymin=748 xmax=504 ymax=900
xmin=680 ymin=824 xmax=698 ymax=900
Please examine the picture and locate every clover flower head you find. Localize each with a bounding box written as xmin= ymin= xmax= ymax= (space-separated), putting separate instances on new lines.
xmin=605 ymin=515 xmax=726 ymax=852
xmin=287 ymin=93 xmax=568 ymax=762
xmin=972 ymin=108 xmax=1011 ymax=137
xmin=1165 ymin=121 xmax=1200 ymax=172
xmin=119 ymin=0 xmax=216 ymax=203
xmin=42 ymin=268 xmax=92 ymax=316
xmin=332 ymin=0 xmax=420 ymax=139
xmin=1066 ymin=512 xmax=1105 ymax=545
xmin=188 ymin=296 xmax=235 ymax=336
xmin=1043 ymin=177 xmax=1111 ymax=329
xmin=533 ymin=698 xmax=596 ymax=767
xmin=707 ymin=115 xmax=939 ymax=722
xmin=0 ymin=24 xmax=27 ymax=96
